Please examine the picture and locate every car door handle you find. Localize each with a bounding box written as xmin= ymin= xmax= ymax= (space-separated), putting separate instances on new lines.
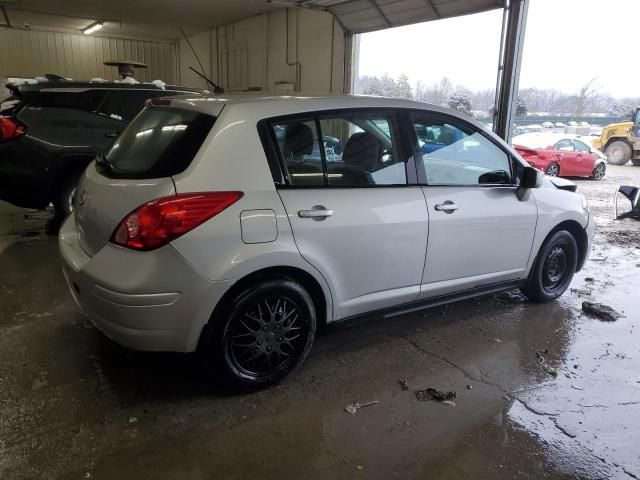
xmin=104 ymin=131 xmax=120 ymax=138
xmin=434 ymin=201 xmax=458 ymax=213
xmin=298 ymin=207 xmax=334 ymax=220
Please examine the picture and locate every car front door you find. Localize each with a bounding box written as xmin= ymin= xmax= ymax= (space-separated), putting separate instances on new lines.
xmin=572 ymin=139 xmax=595 ymax=175
xmin=409 ymin=112 xmax=538 ymax=299
xmin=270 ymin=111 xmax=429 ymax=319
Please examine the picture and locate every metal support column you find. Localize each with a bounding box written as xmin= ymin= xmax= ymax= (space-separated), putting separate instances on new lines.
xmin=494 ymin=0 xmax=529 ymax=142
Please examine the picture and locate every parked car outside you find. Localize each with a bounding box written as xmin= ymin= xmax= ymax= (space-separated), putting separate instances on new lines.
xmin=0 ymin=79 xmax=203 ymax=220
xmin=555 ymin=122 xmax=566 ymax=128
xmin=513 ymin=132 xmax=606 ymax=180
xmin=567 ymin=121 xmax=578 ymax=126
xmin=542 ymin=121 xmax=554 ymax=128
xmin=59 ymin=94 xmax=595 ymax=390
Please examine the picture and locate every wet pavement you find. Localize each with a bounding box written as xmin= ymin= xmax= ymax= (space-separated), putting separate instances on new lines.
xmin=1 ymin=165 xmax=639 ymax=479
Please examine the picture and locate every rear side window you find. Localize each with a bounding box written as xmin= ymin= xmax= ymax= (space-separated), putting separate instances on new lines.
xmin=104 ymin=107 xmax=215 ymax=179
xmin=270 ymin=111 xmax=406 ymax=187
xmin=23 ymin=90 xmax=105 ymax=112
xmin=99 ymin=90 xmax=178 ymax=122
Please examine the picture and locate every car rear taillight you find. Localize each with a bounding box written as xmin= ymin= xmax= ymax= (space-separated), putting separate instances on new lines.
xmin=0 ymin=116 xmax=25 ymax=143
xmin=111 ymin=192 xmax=243 ymax=251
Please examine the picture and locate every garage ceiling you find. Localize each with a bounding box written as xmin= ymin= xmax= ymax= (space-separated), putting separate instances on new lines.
xmin=0 ymin=0 xmax=505 ymax=38
xmin=294 ymin=0 xmax=505 ymax=33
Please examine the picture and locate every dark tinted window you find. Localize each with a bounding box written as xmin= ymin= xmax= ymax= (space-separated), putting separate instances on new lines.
xmin=97 ymin=90 xmax=177 ymax=122
xmin=97 ymin=91 xmax=122 ymax=120
xmin=0 ymin=95 xmax=21 ymax=114
xmin=104 ymin=107 xmax=215 ymax=179
xmin=23 ymin=90 xmax=105 ymax=112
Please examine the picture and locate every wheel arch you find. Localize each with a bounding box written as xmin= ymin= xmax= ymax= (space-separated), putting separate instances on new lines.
xmin=603 ymin=136 xmax=632 ymax=152
xmin=545 ymin=220 xmax=589 ymax=272
xmin=197 ymin=265 xmax=332 ymax=351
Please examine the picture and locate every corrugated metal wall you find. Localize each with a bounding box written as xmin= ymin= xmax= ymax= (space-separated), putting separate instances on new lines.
xmin=0 ymin=28 xmax=178 ymax=84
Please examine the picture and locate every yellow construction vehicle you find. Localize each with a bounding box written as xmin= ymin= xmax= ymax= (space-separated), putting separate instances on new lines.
xmin=592 ymin=107 xmax=640 ymax=165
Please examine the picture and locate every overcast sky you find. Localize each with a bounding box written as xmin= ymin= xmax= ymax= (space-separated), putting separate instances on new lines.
xmin=357 ymin=0 xmax=639 ymax=98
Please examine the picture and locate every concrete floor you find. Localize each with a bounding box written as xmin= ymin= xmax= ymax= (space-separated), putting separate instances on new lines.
xmin=1 ymin=165 xmax=639 ymax=480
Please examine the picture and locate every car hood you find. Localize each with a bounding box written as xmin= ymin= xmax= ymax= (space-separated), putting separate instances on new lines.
xmin=545 ymin=176 xmax=577 ymax=192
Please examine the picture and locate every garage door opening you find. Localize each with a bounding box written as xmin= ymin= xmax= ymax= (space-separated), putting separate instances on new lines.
xmin=353 ymin=9 xmax=505 ymax=128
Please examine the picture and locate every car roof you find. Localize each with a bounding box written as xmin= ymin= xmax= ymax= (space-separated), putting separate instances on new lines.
xmin=14 ymin=81 xmax=205 ymax=94
xmin=512 ymin=132 xmax=591 ymax=148
xmin=166 ymin=92 xmax=478 ymax=123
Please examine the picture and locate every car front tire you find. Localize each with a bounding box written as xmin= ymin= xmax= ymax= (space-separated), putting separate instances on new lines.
xmin=523 ymin=230 xmax=578 ymax=303
xmin=205 ymin=278 xmax=317 ymax=391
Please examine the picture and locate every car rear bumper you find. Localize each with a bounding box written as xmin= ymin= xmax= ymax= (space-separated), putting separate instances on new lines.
xmin=59 ymin=213 xmax=234 ymax=352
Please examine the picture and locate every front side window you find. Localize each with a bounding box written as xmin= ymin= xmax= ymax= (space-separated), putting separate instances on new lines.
xmin=411 ymin=114 xmax=512 ymax=186
xmin=271 ymin=111 xmax=406 ymax=187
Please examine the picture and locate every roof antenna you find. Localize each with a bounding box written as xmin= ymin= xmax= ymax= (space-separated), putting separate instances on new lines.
xmin=180 ymin=27 xmax=225 ymax=94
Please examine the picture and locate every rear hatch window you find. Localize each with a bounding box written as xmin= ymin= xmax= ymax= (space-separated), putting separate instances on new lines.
xmin=102 ymin=106 xmax=215 ymax=179
xmin=1 ymin=94 xmax=22 ymax=114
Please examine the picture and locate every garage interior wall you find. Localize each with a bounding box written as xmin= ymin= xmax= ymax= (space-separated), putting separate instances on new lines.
xmin=0 ymin=28 xmax=178 ymax=96
xmin=179 ymin=8 xmax=346 ymax=94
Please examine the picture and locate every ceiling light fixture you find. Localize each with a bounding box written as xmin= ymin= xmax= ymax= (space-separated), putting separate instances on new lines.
xmin=82 ymin=21 xmax=103 ymax=35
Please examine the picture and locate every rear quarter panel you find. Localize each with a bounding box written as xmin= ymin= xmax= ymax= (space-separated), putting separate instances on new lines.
xmin=169 ymin=105 xmax=335 ymax=322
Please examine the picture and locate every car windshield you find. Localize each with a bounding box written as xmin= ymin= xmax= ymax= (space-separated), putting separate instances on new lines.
xmin=104 ymin=107 xmax=215 ymax=179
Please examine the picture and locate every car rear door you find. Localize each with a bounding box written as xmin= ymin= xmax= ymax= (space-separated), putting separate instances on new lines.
xmin=409 ymin=112 xmax=538 ymax=299
xmin=269 ymin=110 xmax=429 ymax=319
xmin=553 ymin=138 xmax=578 ymax=175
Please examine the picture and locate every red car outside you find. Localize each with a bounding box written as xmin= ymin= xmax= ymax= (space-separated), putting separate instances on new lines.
xmin=512 ymin=133 xmax=606 ymax=180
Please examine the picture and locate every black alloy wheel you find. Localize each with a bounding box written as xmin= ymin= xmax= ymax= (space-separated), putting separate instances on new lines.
xmin=206 ymin=278 xmax=316 ymax=391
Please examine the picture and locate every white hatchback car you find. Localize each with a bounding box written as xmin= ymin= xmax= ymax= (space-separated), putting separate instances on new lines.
xmin=60 ymin=94 xmax=595 ymax=390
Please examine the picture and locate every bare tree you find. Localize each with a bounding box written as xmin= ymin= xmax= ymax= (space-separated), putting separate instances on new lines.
xmin=574 ymin=78 xmax=600 ymax=116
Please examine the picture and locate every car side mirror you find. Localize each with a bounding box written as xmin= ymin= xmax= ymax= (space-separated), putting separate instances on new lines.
xmin=517 ymin=166 xmax=543 ymax=200
xmin=478 ymin=170 xmax=510 ymax=184
xmin=521 ymin=166 xmax=543 ymax=188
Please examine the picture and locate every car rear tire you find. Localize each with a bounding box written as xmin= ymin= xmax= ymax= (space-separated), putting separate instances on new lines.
xmin=605 ymin=140 xmax=632 ymax=165
xmin=522 ymin=230 xmax=578 ymax=303
xmin=53 ymin=173 xmax=81 ymax=220
xmin=546 ymin=163 xmax=560 ymax=176
xmin=591 ymin=163 xmax=606 ymax=180
xmin=204 ymin=278 xmax=317 ymax=391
